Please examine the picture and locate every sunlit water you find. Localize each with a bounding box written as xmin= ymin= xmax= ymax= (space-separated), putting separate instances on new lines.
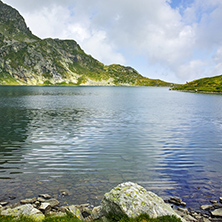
xmin=0 ymin=86 xmax=222 ymax=210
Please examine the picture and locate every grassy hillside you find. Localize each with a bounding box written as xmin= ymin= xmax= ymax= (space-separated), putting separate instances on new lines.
xmin=172 ymin=75 xmax=222 ymax=93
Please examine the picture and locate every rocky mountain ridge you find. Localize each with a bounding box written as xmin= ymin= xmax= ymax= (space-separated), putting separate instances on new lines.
xmin=0 ymin=1 xmax=172 ymax=86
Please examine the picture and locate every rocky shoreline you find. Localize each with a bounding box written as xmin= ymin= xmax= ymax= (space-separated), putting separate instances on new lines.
xmin=170 ymin=88 xmax=222 ymax=94
xmin=164 ymin=197 xmax=222 ymax=221
xmin=1 ymin=182 xmax=222 ymax=222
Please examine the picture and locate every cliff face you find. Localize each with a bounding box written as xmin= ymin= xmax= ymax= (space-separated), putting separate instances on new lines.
xmin=0 ymin=1 xmax=172 ymax=86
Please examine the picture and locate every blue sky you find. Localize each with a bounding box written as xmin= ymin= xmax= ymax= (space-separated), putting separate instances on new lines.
xmin=3 ymin=0 xmax=222 ymax=83
xmin=169 ymin=0 xmax=194 ymax=9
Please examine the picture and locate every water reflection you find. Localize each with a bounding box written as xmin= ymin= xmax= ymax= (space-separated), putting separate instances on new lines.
xmin=0 ymin=86 xmax=222 ymax=209
xmin=0 ymin=103 xmax=30 ymax=179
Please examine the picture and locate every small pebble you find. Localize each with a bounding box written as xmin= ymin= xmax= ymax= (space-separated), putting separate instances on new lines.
xmin=39 ymin=194 xmax=51 ymax=199
xmin=37 ymin=197 xmax=46 ymax=202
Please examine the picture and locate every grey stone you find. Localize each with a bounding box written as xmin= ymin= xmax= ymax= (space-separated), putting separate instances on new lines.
xmin=67 ymin=205 xmax=84 ymax=221
xmin=45 ymin=198 xmax=60 ymax=208
xmin=183 ymin=214 xmax=197 ymax=221
xmin=0 ymin=202 xmax=8 ymax=206
xmin=39 ymin=202 xmax=51 ymax=212
xmin=202 ymin=218 xmax=211 ymax=222
xmin=169 ymin=197 xmax=182 ymax=205
xmin=177 ymin=207 xmax=189 ymax=215
xmin=92 ymin=206 xmax=104 ymax=220
xmin=59 ymin=189 xmax=70 ymax=196
xmin=181 ymin=202 xmax=187 ymax=207
xmin=201 ymin=205 xmax=214 ymax=211
xmin=101 ymin=182 xmax=185 ymax=221
xmin=20 ymin=198 xmax=36 ymax=204
xmin=210 ymin=200 xmax=218 ymax=204
xmin=213 ymin=204 xmax=222 ymax=209
xmin=37 ymin=197 xmax=45 ymax=202
xmin=211 ymin=208 xmax=222 ymax=217
xmin=220 ymin=197 xmax=222 ymax=203
xmin=195 ymin=215 xmax=202 ymax=220
xmin=60 ymin=206 xmax=68 ymax=213
xmin=39 ymin=194 xmax=51 ymax=199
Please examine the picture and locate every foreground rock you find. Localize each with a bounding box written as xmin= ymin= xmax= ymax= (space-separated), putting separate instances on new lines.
xmin=101 ymin=182 xmax=185 ymax=221
xmin=1 ymin=204 xmax=45 ymax=221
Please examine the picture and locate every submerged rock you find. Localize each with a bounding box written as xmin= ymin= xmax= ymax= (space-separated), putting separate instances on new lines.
xmin=59 ymin=189 xmax=70 ymax=196
xmin=101 ymin=182 xmax=185 ymax=221
xmin=39 ymin=194 xmax=51 ymax=199
xmin=168 ymin=197 xmax=187 ymax=207
xmin=200 ymin=205 xmax=214 ymax=211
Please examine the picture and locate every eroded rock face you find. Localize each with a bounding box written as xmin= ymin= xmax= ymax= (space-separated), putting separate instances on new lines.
xmin=101 ymin=182 xmax=185 ymax=221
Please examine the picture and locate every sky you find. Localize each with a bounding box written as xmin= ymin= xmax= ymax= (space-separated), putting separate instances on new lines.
xmin=3 ymin=0 xmax=222 ymax=83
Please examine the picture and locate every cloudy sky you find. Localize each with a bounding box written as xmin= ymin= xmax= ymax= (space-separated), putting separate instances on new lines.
xmin=3 ymin=0 xmax=222 ymax=83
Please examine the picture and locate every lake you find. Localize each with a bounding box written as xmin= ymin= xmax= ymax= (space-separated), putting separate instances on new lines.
xmin=0 ymin=86 xmax=222 ymax=210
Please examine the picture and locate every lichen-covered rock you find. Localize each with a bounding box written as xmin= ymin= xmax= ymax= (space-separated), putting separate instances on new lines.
xmin=66 ymin=205 xmax=84 ymax=221
xmin=101 ymin=182 xmax=186 ymax=221
xmin=92 ymin=206 xmax=104 ymax=220
xmin=1 ymin=204 xmax=45 ymax=221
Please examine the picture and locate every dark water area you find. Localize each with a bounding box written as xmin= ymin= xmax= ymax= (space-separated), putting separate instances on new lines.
xmin=0 ymin=86 xmax=222 ymax=210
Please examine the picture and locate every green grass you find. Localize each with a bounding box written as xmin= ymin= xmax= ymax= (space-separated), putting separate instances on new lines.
xmin=0 ymin=71 xmax=22 ymax=85
xmin=0 ymin=214 xmax=182 ymax=222
xmin=105 ymin=213 xmax=182 ymax=222
xmin=0 ymin=215 xmax=82 ymax=222
xmin=172 ymin=75 xmax=222 ymax=93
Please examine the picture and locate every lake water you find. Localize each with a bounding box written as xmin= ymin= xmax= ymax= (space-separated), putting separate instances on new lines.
xmin=0 ymin=86 xmax=222 ymax=210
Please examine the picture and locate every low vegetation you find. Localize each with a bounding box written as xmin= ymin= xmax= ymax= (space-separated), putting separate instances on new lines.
xmin=172 ymin=75 xmax=222 ymax=93
xmin=0 ymin=214 xmax=182 ymax=222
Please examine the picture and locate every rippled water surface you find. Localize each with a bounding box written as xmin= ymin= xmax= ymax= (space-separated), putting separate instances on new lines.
xmin=0 ymin=86 xmax=222 ymax=209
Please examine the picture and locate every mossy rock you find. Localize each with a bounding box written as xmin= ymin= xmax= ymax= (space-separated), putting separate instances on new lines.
xmin=101 ymin=182 xmax=185 ymax=221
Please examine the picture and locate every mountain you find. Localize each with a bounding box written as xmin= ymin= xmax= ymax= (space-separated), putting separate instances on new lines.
xmin=171 ymin=75 xmax=222 ymax=93
xmin=0 ymin=1 xmax=172 ymax=86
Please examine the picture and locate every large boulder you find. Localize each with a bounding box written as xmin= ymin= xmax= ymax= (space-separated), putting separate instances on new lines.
xmin=1 ymin=204 xmax=45 ymax=221
xmin=101 ymin=182 xmax=185 ymax=221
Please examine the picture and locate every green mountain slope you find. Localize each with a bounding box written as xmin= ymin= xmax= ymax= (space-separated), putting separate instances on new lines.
xmin=0 ymin=1 xmax=172 ymax=86
xmin=172 ymin=75 xmax=222 ymax=93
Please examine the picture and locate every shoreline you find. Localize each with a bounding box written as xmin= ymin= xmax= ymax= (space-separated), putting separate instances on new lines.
xmin=1 ymin=188 xmax=222 ymax=221
xmin=170 ymin=88 xmax=222 ymax=94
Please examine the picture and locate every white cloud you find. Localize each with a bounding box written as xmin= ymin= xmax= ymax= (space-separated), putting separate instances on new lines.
xmin=3 ymin=0 xmax=222 ymax=83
